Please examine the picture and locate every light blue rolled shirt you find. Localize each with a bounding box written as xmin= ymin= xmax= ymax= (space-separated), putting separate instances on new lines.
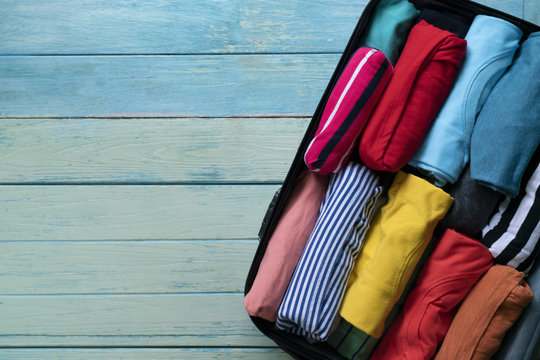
xmin=409 ymin=15 xmax=522 ymax=186
xmin=470 ymin=32 xmax=540 ymax=197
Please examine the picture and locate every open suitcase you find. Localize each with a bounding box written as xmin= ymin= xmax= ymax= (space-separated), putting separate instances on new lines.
xmin=244 ymin=0 xmax=540 ymax=359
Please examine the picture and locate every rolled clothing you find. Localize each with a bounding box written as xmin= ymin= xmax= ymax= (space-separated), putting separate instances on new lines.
xmin=435 ymin=265 xmax=533 ymax=360
xmin=304 ymin=47 xmax=393 ymax=175
xmin=470 ymin=32 xmax=540 ymax=197
xmin=438 ymin=165 xmax=502 ymax=237
xmin=339 ymin=171 xmax=453 ymax=338
xmin=410 ymin=15 xmax=523 ymax=186
xmin=481 ymin=149 xmax=540 ymax=274
xmin=370 ymin=229 xmax=494 ymax=360
xmin=327 ymin=319 xmax=377 ymax=360
xmin=358 ymin=0 xmax=419 ymax=65
xmin=328 ymin=234 xmax=439 ymax=360
xmin=276 ymin=162 xmax=383 ymax=341
xmin=416 ymin=8 xmax=470 ymax=38
xmin=244 ymin=170 xmax=329 ymax=321
xmin=358 ymin=20 xmax=466 ymax=172
xmin=494 ymin=261 xmax=540 ymax=360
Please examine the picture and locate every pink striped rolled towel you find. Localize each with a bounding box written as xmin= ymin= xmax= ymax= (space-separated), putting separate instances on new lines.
xmin=304 ymin=47 xmax=393 ymax=175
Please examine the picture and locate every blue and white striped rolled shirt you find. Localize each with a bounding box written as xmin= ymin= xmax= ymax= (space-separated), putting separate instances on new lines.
xmin=276 ymin=161 xmax=383 ymax=341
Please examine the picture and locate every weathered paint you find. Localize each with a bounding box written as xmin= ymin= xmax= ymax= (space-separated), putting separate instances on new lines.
xmin=0 ymin=54 xmax=339 ymax=117
xmin=0 ymin=294 xmax=273 ymax=347
xmin=0 ymin=348 xmax=292 ymax=360
xmin=0 ymin=0 xmax=368 ymax=55
xmin=477 ymin=0 xmax=524 ymax=17
xmin=0 ymin=185 xmax=278 ymax=240
xmin=0 ymin=240 xmax=259 ymax=294
xmin=524 ymin=0 xmax=540 ymax=25
xmin=0 ymin=118 xmax=308 ymax=183
xmin=0 ymin=0 xmax=534 ymax=358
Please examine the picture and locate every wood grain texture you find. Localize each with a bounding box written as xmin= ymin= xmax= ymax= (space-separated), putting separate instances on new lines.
xmin=0 ymin=185 xmax=278 ymax=241
xmin=0 ymin=54 xmax=339 ymax=118
xmin=0 ymin=0 xmax=526 ymax=55
xmin=0 ymin=0 xmax=367 ymax=55
xmin=0 ymin=118 xmax=308 ymax=184
xmin=0 ymin=240 xmax=258 ymax=294
xmin=475 ymin=0 xmax=523 ymax=18
xmin=0 ymin=294 xmax=273 ymax=347
xmin=0 ymin=348 xmax=290 ymax=360
xmin=524 ymin=0 xmax=540 ymax=25
xmin=1 ymin=0 xmax=534 ymax=357
xmin=1 ymin=336 xmax=273 ymax=348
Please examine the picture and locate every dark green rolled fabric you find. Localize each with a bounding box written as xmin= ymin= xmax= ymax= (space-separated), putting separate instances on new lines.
xmin=359 ymin=0 xmax=420 ymax=65
xmin=327 ymin=319 xmax=377 ymax=360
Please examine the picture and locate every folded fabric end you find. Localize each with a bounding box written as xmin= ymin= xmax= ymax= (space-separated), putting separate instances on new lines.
xmin=243 ymin=293 xmax=277 ymax=322
xmin=370 ymin=228 xmax=494 ymax=360
xmin=304 ymin=46 xmax=393 ymax=175
xmin=359 ymin=151 xmax=398 ymax=173
xmin=276 ymin=162 xmax=383 ymax=342
xmin=474 ymin=178 xmax=519 ymax=198
xmin=358 ymin=20 xmax=467 ymax=175
xmin=435 ymin=265 xmax=534 ymax=360
xmin=360 ymin=0 xmax=420 ymax=65
xmin=345 ymin=316 xmax=384 ymax=339
xmin=408 ymin=158 xmax=457 ymax=187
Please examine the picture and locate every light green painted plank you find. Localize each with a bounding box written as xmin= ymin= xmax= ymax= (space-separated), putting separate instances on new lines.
xmin=0 ymin=348 xmax=290 ymax=360
xmin=524 ymin=0 xmax=540 ymax=25
xmin=0 ymin=0 xmax=366 ymax=55
xmin=0 ymin=54 xmax=339 ymax=118
xmin=0 ymin=185 xmax=278 ymax=241
xmin=0 ymin=336 xmax=271 ymax=348
xmin=0 ymin=118 xmax=308 ymax=184
xmin=476 ymin=0 xmax=524 ymax=18
xmin=0 ymin=294 xmax=273 ymax=347
xmin=0 ymin=240 xmax=258 ymax=294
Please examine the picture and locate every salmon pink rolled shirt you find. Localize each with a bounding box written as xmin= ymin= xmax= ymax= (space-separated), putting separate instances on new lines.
xmin=244 ymin=170 xmax=329 ymax=321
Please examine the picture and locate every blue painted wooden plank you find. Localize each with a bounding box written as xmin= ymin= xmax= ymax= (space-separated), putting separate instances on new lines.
xmin=524 ymin=0 xmax=540 ymax=25
xmin=0 ymin=185 xmax=278 ymax=241
xmin=0 ymin=55 xmax=339 ymax=117
xmin=0 ymin=0 xmax=528 ymax=55
xmin=0 ymin=336 xmax=271 ymax=348
xmin=0 ymin=294 xmax=274 ymax=347
xmin=0 ymin=240 xmax=258 ymax=294
xmin=0 ymin=0 xmax=367 ymax=55
xmin=476 ymin=0 xmax=524 ymax=18
xmin=0 ymin=348 xmax=290 ymax=360
xmin=0 ymin=118 xmax=308 ymax=183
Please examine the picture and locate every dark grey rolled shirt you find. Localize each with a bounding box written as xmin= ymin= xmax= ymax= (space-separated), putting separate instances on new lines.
xmin=438 ymin=165 xmax=502 ymax=237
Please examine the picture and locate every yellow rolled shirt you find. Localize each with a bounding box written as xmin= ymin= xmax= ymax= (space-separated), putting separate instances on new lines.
xmin=339 ymin=171 xmax=453 ymax=337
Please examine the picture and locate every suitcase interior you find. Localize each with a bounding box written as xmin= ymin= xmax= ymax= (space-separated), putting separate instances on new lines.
xmin=244 ymin=1 xmax=540 ymax=359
